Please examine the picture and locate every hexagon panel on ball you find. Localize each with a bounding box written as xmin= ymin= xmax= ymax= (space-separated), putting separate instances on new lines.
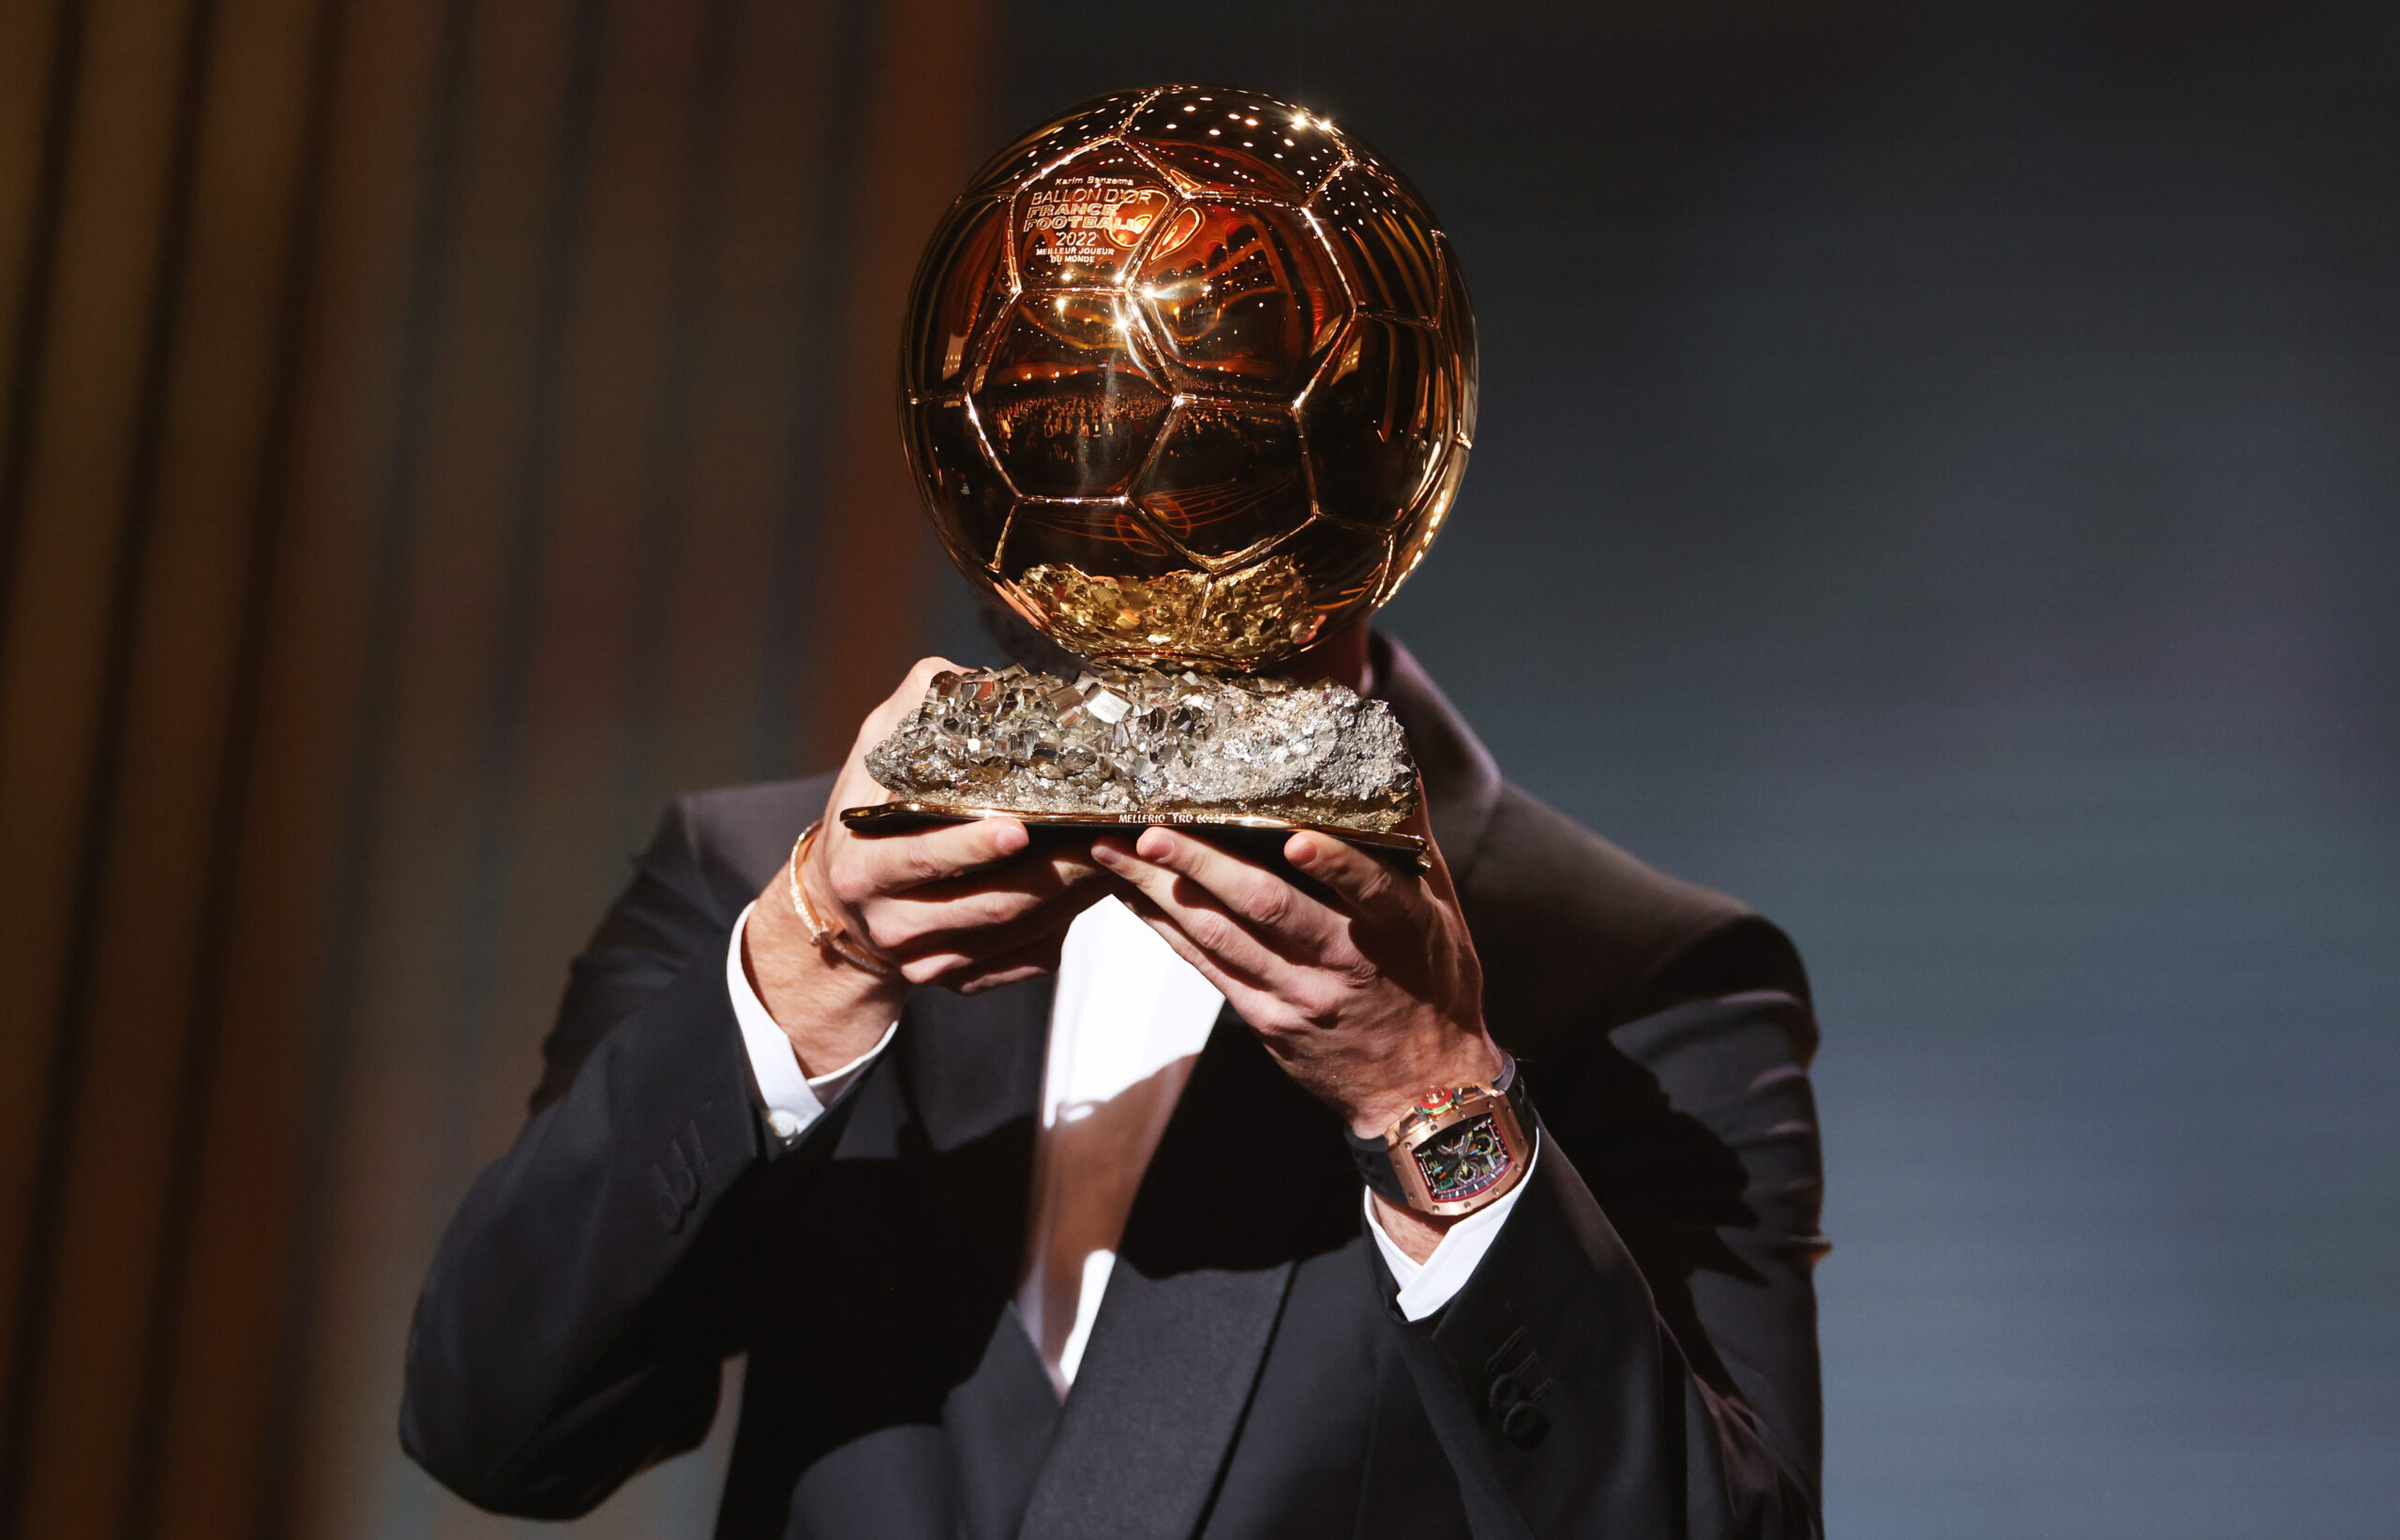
xmin=971 ymin=293 xmax=1171 ymax=501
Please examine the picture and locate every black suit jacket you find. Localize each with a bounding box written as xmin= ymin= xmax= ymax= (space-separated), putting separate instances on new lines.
xmin=401 ymin=638 xmax=1828 ymax=1538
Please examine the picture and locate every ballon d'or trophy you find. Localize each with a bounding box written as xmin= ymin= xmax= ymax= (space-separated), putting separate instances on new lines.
xmin=841 ymin=84 xmax=1476 ymax=871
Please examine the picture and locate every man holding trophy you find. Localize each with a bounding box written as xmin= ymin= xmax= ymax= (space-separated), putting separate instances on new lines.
xmin=403 ymin=85 xmax=1826 ymax=1538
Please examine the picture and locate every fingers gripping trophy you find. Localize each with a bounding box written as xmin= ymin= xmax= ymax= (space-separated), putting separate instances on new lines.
xmin=846 ymin=83 xmax=1478 ymax=871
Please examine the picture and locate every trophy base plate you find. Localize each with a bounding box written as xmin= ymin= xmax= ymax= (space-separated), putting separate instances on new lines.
xmin=840 ymin=801 xmax=1430 ymax=875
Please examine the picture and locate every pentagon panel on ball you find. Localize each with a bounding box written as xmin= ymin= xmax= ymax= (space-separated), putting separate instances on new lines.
xmin=1133 ymin=199 xmax=1346 ymax=402
xmin=1310 ymin=164 xmax=1443 ymax=322
xmin=1301 ymin=313 xmax=1453 ymax=531
xmin=898 ymin=82 xmax=1475 ymax=676
xmin=1134 ymin=398 xmax=1314 ymax=568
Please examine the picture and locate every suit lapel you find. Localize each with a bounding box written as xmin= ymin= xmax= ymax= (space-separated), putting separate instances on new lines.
xmin=1017 ymin=1006 xmax=1359 ymax=1540
xmin=943 ymin=1300 xmax=1067 ymax=1540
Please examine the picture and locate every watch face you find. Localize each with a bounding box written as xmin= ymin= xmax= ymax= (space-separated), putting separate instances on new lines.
xmin=1410 ymin=1111 xmax=1514 ymax=1204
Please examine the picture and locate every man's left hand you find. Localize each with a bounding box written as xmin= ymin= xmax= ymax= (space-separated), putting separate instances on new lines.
xmin=1090 ymin=816 xmax=1502 ymax=1144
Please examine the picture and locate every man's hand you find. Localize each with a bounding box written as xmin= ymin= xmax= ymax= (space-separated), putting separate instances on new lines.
xmin=1090 ymin=814 xmax=1503 ymax=1258
xmin=744 ymin=657 xmax=1110 ymax=1074
xmin=1090 ymin=815 xmax=1499 ymax=1135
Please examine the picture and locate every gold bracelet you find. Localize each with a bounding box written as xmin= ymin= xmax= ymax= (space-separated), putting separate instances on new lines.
xmin=788 ymin=820 xmax=899 ymax=979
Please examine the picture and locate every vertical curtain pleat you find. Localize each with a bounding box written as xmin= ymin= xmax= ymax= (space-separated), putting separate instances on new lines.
xmin=0 ymin=0 xmax=994 ymax=1533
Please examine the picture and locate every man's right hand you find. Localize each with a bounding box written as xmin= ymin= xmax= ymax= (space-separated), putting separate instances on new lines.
xmin=742 ymin=657 xmax=1108 ymax=1074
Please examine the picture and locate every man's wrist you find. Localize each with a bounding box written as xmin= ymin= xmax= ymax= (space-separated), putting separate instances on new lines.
xmin=1369 ymin=1192 xmax=1462 ymax=1265
xmin=1344 ymin=1029 xmax=1506 ymax=1139
xmin=742 ymin=884 xmax=911 ymax=1075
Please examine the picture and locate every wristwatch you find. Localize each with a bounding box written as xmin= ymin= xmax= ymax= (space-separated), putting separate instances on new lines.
xmin=1346 ymin=1055 xmax=1536 ymax=1218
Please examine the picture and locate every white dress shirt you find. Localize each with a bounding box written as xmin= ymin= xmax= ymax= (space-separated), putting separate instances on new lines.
xmin=726 ymin=893 xmax=1526 ymax=1389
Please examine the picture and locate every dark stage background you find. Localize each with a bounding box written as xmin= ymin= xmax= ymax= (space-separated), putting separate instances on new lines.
xmin=2 ymin=2 xmax=2393 ymax=1535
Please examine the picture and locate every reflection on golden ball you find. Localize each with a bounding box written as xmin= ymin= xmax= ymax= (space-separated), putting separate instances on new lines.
xmin=900 ymin=84 xmax=1477 ymax=672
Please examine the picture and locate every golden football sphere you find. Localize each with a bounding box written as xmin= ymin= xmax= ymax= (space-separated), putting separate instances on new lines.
xmin=899 ymin=83 xmax=1477 ymax=672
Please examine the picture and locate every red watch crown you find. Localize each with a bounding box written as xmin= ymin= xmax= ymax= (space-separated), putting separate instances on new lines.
xmin=1415 ymin=1085 xmax=1457 ymax=1115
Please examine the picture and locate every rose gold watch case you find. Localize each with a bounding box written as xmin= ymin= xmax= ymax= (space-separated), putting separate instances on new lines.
xmin=1388 ymin=1087 xmax=1532 ymax=1218
xmin=840 ymin=800 xmax=1431 ymax=874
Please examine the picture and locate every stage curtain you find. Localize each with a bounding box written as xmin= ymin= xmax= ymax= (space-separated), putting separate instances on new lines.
xmin=0 ymin=1 xmax=992 ymax=1533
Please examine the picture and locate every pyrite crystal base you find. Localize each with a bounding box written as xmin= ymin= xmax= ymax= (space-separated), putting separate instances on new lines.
xmin=848 ymin=665 xmax=1426 ymax=871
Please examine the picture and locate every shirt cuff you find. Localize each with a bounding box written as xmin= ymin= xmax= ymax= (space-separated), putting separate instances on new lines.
xmin=1364 ymin=1131 xmax=1541 ymax=1322
xmin=727 ymin=900 xmax=897 ymax=1146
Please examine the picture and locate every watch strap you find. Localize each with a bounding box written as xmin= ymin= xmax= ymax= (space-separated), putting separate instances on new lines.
xmin=1346 ymin=1124 xmax=1410 ymax=1206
